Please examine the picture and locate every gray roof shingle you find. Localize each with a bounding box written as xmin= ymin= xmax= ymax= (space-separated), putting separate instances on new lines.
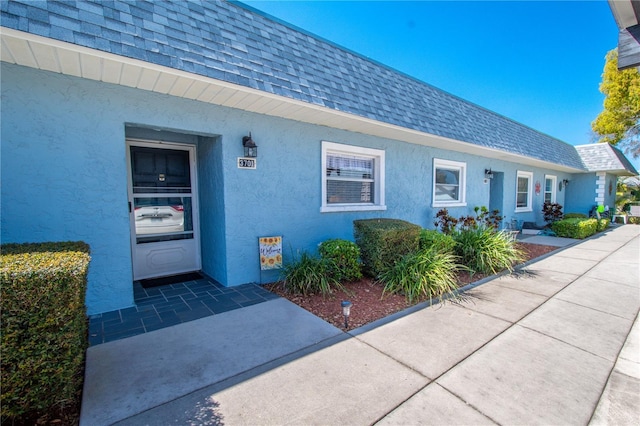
xmin=575 ymin=144 xmax=638 ymax=175
xmin=1 ymin=0 xmax=587 ymax=170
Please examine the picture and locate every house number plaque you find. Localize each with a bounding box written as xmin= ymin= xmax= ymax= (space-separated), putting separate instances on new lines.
xmin=237 ymin=157 xmax=256 ymax=169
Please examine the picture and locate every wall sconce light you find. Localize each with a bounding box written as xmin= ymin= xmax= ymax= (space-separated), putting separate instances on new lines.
xmin=242 ymin=132 xmax=258 ymax=158
xmin=484 ymin=168 xmax=494 ymax=179
xmin=341 ymin=300 xmax=352 ymax=329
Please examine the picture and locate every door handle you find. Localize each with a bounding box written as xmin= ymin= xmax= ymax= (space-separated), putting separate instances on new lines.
xmin=128 ymin=201 xmax=132 ymax=213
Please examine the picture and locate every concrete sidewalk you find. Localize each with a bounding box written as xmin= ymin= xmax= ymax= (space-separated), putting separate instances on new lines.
xmin=81 ymin=225 xmax=639 ymax=425
xmin=516 ymin=233 xmax=580 ymax=247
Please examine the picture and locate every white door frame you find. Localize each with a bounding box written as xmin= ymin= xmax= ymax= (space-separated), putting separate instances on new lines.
xmin=126 ymin=139 xmax=201 ymax=280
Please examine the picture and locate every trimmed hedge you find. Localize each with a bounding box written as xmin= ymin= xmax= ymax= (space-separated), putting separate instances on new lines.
xmin=1 ymin=242 xmax=90 ymax=423
xmin=551 ymin=218 xmax=598 ymax=239
xmin=354 ymin=219 xmax=421 ymax=277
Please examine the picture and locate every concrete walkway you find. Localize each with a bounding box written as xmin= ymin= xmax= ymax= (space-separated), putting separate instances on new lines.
xmin=516 ymin=233 xmax=580 ymax=247
xmin=81 ymin=225 xmax=640 ymax=425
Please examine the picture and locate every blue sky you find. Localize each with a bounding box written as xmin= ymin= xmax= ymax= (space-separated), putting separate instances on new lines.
xmin=243 ymin=0 xmax=639 ymax=170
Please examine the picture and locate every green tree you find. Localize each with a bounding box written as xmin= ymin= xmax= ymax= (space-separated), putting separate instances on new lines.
xmin=616 ymin=177 xmax=640 ymax=212
xmin=592 ymin=49 xmax=640 ymax=158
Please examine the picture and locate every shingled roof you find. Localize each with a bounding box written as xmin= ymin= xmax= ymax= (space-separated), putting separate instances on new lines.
xmin=575 ymin=143 xmax=638 ymax=175
xmin=0 ymin=0 xmax=588 ymax=170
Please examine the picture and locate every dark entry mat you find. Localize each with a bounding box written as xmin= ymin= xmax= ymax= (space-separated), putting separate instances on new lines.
xmin=140 ymin=272 xmax=203 ymax=289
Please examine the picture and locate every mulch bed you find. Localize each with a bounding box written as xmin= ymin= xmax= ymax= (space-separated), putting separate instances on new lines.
xmin=265 ymin=243 xmax=558 ymax=331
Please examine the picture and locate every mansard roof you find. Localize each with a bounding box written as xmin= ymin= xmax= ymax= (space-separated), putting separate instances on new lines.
xmin=575 ymin=143 xmax=638 ymax=176
xmin=0 ymin=0 xmax=589 ymax=170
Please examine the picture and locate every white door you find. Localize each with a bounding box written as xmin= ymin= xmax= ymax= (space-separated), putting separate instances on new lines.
xmin=127 ymin=141 xmax=201 ymax=280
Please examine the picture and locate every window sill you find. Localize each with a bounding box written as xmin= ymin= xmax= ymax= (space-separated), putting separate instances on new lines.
xmin=514 ymin=208 xmax=533 ymax=213
xmin=432 ymin=202 xmax=467 ymax=208
xmin=321 ymin=204 xmax=387 ymax=213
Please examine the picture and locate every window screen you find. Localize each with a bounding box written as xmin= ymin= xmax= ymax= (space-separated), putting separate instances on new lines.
xmin=326 ymin=154 xmax=375 ymax=204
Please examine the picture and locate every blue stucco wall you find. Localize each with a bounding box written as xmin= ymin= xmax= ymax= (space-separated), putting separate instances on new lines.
xmin=2 ymin=64 xmax=134 ymax=314
xmin=565 ymin=174 xmax=597 ymax=216
xmin=196 ymin=135 xmax=228 ymax=285
xmin=1 ymin=62 xmax=580 ymax=314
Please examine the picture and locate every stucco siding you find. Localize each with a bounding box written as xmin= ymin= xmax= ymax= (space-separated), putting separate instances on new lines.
xmin=565 ymin=174 xmax=597 ymax=216
xmin=197 ymin=135 xmax=228 ymax=286
xmin=1 ymin=62 xmax=580 ymax=314
xmin=1 ymin=63 xmax=135 ymax=313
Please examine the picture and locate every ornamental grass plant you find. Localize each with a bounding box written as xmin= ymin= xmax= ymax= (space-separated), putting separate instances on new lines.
xmin=281 ymin=251 xmax=344 ymax=296
xmin=453 ymin=226 xmax=525 ymax=275
xmin=380 ymin=248 xmax=460 ymax=303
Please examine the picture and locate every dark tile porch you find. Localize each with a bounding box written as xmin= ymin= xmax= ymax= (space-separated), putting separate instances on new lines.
xmin=88 ymin=276 xmax=280 ymax=346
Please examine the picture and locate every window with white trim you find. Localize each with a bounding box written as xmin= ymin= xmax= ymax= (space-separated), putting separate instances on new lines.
xmin=544 ymin=175 xmax=557 ymax=203
xmin=516 ymin=171 xmax=533 ymax=212
xmin=321 ymin=141 xmax=385 ymax=213
xmin=433 ymin=159 xmax=467 ymax=207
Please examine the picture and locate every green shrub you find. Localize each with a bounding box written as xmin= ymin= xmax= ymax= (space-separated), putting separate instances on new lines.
xmin=318 ymin=239 xmax=362 ymax=282
xmin=419 ymin=229 xmax=456 ymax=255
xmin=564 ymin=212 xmax=587 ymax=219
xmin=1 ymin=242 xmax=90 ymax=423
xmin=551 ymin=218 xmax=598 ymax=239
xmin=380 ymin=248 xmax=460 ymax=303
xmin=281 ymin=251 xmax=342 ymax=296
xmin=453 ymin=227 xmax=525 ymax=275
xmin=628 ymin=216 xmax=640 ymax=225
xmin=596 ymin=218 xmax=610 ymax=232
xmin=353 ymin=219 xmax=421 ymax=277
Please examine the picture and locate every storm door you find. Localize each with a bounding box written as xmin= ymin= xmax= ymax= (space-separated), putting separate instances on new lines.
xmin=127 ymin=141 xmax=201 ymax=280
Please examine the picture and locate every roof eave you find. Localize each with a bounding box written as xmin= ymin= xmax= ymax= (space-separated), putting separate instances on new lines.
xmin=609 ymin=0 xmax=640 ymax=28
xmin=609 ymin=0 xmax=640 ymax=70
xmin=600 ymin=168 xmax=638 ymax=176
